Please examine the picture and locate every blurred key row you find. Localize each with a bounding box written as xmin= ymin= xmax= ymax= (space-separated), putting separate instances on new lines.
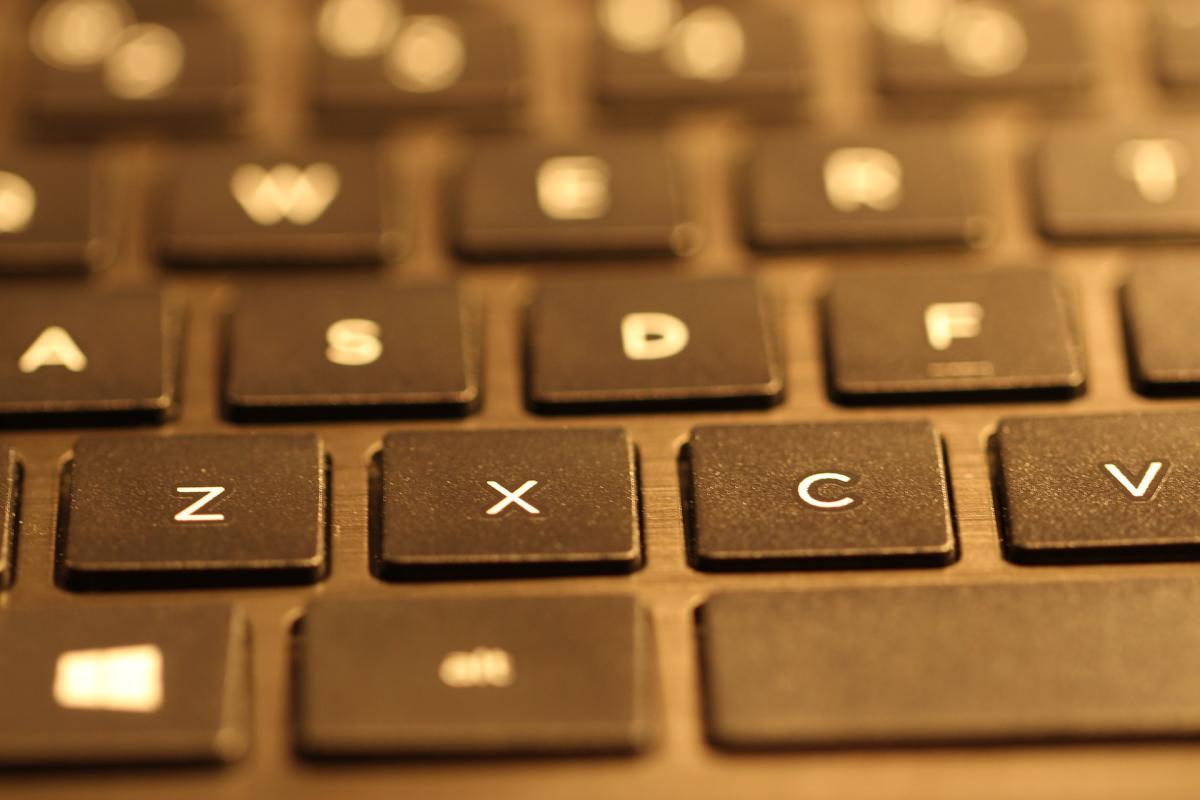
xmin=5 ymin=411 xmax=1200 ymax=591
xmin=14 ymin=0 xmax=1200 ymax=135
xmin=6 ymin=578 xmax=1200 ymax=765
xmin=5 ymin=265 xmax=1200 ymax=425
xmin=11 ymin=123 xmax=1200 ymax=274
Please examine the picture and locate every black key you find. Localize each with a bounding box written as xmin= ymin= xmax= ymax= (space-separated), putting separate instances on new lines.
xmin=453 ymin=135 xmax=695 ymax=260
xmin=225 ymin=283 xmax=479 ymax=421
xmin=594 ymin=0 xmax=808 ymax=118
xmin=375 ymin=428 xmax=640 ymax=578
xmin=0 ymin=149 xmax=103 ymax=275
xmin=994 ymin=412 xmax=1200 ymax=563
xmin=60 ymin=434 xmax=327 ymax=588
xmin=24 ymin=0 xmax=245 ymax=137
xmin=158 ymin=145 xmax=393 ymax=268
xmin=684 ymin=422 xmax=955 ymax=570
xmin=296 ymin=595 xmax=656 ymax=757
xmin=1037 ymin=122 xmax=1200 ymax=241
xmin=0 ymin=288 xmax=182 ymax=426
xmin=870 ymin=0 xmax=1092 ymax=96
xmin=311 ymin=0 xmax=525 ymax=130
xmin=528 ymin=276 xmax=782 ymax=412
xmin=825 ymin=267 xmax=1085 ymax=403
xmin=1124 ymin=261 xmax=1200 ymax=394
xmin=701 ymin=580 xmax=1200 ymax=748
xmin=1156 ymin=1 xmax=1200 ymax=87
xmin=0 ymin=604 xmax=248 ymax=766
xmin=0 ymin=447 xmax=18 ymax=589
xmin=746 ymin=127 xmax=989 ymax=250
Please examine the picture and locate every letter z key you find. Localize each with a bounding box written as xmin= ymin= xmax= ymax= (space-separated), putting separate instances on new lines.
xmin=59 ymin=434 xmax=327 ymax=588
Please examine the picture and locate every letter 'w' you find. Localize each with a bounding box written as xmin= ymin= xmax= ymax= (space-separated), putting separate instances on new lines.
xmin=230 ymin=163 xmax=341 ymax=226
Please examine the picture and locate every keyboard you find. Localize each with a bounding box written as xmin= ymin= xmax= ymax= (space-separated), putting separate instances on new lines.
xmin=3 ymin=0 xmax=1200 ymax=797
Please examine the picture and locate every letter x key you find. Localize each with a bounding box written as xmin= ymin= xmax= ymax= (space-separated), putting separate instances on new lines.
xmin=486 ymin=481 xmax=540 ymax=516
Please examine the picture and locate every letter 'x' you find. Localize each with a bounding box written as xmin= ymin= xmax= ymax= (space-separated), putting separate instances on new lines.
xmin=486 ymin=480 xmax=540 ymax=516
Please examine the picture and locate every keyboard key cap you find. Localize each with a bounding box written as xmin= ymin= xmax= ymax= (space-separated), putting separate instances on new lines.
xmin=1037 ymin=122 xmax=1200 ymax=240
xmin=24 ymin=0 xmax=246 ymax=136
xmin=594 ymin=0 xmax=808 ymax=118
xmin=453 ymin=135 xmax=694 ymax=260
xmin=225 ymin=283 xmax=479 ymax=421
xmin=296 ymin=595 xmax=656 ymax=756
xmin=0 ymin=149 xmax=103 ymax=274
xmin=685 ymin=421 xmax=955 ymax=570
xmin=870 ymin=0 xmax=1092 ymax=96
xmin=60 ymin=434 xmax=327 ymax=588
xmin=311 ymin=0 xmax=525 ymax=130
xmin=825 ymin=267 xmax=1085 ymax=403
xmin=158 ymin=145 xmax=393 ymax=268
xmin=1124 ymin=262 xmax=1200 ymax=394
xmin=376 ymin=428 xmax=640 ymax=578
xmin=994 ymin=412 xmax=1200 ymax=562
xmin=701 ymin=580 xmax=1200 ymax=747
xmin=0 ymin=447 xmax=17 ymax=589
xmin=0 ymin=288 xmax=182 ymax=426
xmin=746 ymin=126 xmax=989 ymax=249
xmin=528 ymin=276 xmax=782 ymax=412
xmin=0 ymin=604 xmax=247 ymax=766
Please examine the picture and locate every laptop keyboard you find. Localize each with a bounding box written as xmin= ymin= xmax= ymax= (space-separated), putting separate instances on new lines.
xmin=3 ymin=0 xmax=1200 ymax=797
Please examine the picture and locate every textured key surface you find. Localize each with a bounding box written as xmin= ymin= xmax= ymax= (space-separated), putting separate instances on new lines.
xmin=61 ymin=434 xmax=327 ymax=588
xmin=311 ymin=0 xmax=525 ymax=130
xmin=747 ymin=126 xmax=987 ymax=249
xmin=994 ymin=412 xmax=1200 ymax=562
xmin=1124 ymin=261 xmax=1200 ymax=393
xmin=685 ymin=421 xmax=955 ymax=569
xmin=159 ymin=145 xmax=394 ymax=268
xmin=376 ymin=428 xmax=640 ymax=577
xmin=296 ymin=595 xmax=656 ymax=756
xmin=0 ymin=288 xmax=182 ymax=425
xmin=594 ymin=0 xmax=807 ymax=117
xmin=0 ymin=149 xmax=102 ymax=274
xmin=24 ymin=0 xmax=245 ymax=136
xmin=826 ymin=267 xmax=1086 ymax=403
xmin=528 ymin=275 xmax=782 ymax=412
xmin=701 ymin=580 xmax=1200 ymax=747
xmin=0 ymin=447 xmax=17 ymax=588
xmin=0 ymin=603 xmax=247 ymax=765
xmin=871 ymin=0 xmax=1092 ymax=95
xmin=1037 ymin=122 xmax=1200 ymax=240
xmin=454 ymin=135 xmax=692 ymax=259
xmin=225 ymin=282 xmax=479 ymax=420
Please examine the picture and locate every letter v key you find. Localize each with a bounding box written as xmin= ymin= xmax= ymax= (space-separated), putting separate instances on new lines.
xmin=1102 ymin=461 xmax=1168 ymax=502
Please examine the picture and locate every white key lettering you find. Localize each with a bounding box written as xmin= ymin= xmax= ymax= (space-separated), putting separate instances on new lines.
xmin=797 ymin=472 xmax=857 ymax=510
xmin=326 ymin=318 xmax=383 ymax=366
xmin=924 ymin=301 xmax=984 ymax=351
xmin=485 ymin=480 xmax=539 ymax=516
xmin=18 ymin=326 xmax=88 ymax=373
xmin=1103 ymin=461 xmax=1168 ymax=501
xmin=53 ymin=643 xmax=163 ymax=713
xmin=174 ymin=486 xmax=227 ymax=523
xmin=438 ymin=647 xmax=515 ymax=688
xmin=621 ymin=312 xmax=689 ymax=360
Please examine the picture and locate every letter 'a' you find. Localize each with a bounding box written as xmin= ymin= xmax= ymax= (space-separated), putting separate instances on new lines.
xmin=18 ymin=326 xmax=88 ymax=373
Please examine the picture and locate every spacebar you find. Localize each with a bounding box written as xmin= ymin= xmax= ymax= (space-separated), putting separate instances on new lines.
xmin=700 ymin=580 xmax=1200 ymax=747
